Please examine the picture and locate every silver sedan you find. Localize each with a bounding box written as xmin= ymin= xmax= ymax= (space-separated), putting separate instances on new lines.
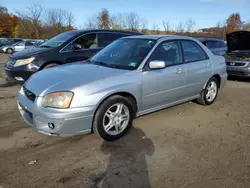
xmin=18 ymin=35 xmax=227 ymax=141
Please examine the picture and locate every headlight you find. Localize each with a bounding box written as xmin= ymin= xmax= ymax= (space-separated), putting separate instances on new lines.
xmin=14 ymin=57 xmax=35 ymax=67
xmin=42 ymin=91 xmax=74 ymax=109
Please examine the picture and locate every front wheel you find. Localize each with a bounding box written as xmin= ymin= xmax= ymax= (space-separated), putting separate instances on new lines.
xmin=93 ymin=95 xmax=134 ymax=141
xmin=197 ymin=77 xmax=219 ymax=105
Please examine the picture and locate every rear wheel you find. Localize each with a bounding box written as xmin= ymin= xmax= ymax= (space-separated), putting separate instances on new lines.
xmin=93 ymin=95 xmax=134 ymax=141
xmin=6 ymin=48 xmax=13 ymax=54
xmin=197 ymin=77 xmax=219 ymax=105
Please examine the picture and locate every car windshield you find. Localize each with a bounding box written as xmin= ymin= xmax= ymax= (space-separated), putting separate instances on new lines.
xmin=40 ymin=31 xmax=76 ymax=48
xmin=89 ymin=38 xmax=156 ymax=70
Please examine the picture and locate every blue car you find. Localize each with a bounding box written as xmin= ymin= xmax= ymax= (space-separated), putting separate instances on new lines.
xmin=198 ymin=38 xmax=227 ymax=56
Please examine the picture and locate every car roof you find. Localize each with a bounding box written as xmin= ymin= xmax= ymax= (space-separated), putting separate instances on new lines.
xmin=197 ymin=37 xmax=224 ymax=42
xmin=124 ymin=35 xmax=196 ymax=41
xmin=65 ymin=29 xmax=143 ymax=35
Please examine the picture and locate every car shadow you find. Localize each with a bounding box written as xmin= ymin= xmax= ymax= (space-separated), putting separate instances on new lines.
xmin=228 ymin=76 xmax=250 ymax=83
xmin=0 ymin=82 xmax=18 ymax=88
xmin=96 ymin=127 xmax=155 ymax=188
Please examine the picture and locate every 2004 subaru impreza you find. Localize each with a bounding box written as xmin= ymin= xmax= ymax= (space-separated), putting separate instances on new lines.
xmin=18 ymin=35 xmax=227 ymax=141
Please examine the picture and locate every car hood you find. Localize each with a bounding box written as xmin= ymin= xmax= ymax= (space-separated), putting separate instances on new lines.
xmin=10 ymin=47 xmax=52 ymax=59
xmin=24 ymin=63 xmax=130 ymax=96
xmin=226 ymin=31 xmax=250 ymax=52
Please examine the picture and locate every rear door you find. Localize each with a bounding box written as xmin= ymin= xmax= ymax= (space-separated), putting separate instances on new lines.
xmin=180 ymin=40 xmax=213 ymax=96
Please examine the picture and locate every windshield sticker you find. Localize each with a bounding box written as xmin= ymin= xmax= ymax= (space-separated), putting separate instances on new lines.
xmin=128 ymin=62 xmax=137 ymax=67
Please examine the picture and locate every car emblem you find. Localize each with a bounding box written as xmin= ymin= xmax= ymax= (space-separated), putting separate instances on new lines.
xmin=230 ymin=62 xmax=235 ymax=66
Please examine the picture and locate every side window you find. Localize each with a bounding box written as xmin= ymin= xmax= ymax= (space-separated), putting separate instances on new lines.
xmin=150 ymin=41 xmax=182 ymax=67
xmin=99 ymin=33 xmax=125 ymax=48
xmin=73 ymin=33 xmax=98 ymax=50
xmin=207 ymin=41 xmax=218 ymax=49
xmin=181 ymin=40 xmax=208 ymax=63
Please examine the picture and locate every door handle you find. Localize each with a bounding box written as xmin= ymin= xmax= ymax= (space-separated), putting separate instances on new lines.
xmin=176 ymin=68 xmax=183 ymax=74
xmin=205 ymin=62 xmax=211 ymax=68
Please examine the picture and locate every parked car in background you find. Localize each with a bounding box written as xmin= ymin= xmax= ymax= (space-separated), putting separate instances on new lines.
xmin=0 ymin=38 xmax=23 ymax=49
xmin=225 ymin=31 xmax=250 ymax=78
xmin=198 ymin=38 xmax=227 ymax=56
xmin=1 ymin=40 xmax=35 ymax=54
xmin=18 ymin=35 xmax=227 ymax=141
xmin=4 ymin=29 xmax=142 ymax=83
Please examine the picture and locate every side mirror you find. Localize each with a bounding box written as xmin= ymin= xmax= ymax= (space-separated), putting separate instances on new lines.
xmin=149 ymin=60 xmax=165 ymax=70
xmin=73 ymin=43 xmax=81 ymax=51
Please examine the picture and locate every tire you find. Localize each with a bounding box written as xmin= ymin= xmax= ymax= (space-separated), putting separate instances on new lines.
xmin=197 ymin=77 xmax=219 ymax=105
xmin=93 ymin=95 xmax=135 ymax=141
xmin=6 ymin=48 xmax=13 ymax=54
xmin=43 ymin=63 xmax=58 ymax=69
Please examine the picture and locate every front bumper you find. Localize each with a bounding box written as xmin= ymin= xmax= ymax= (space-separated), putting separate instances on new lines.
xmin=4 ymin=65 xmax=36 ymax=84
xmin=227 ymin=66 xmax=250 ymax=77
xmin=18 ymin=89 xmax=95 ymax=136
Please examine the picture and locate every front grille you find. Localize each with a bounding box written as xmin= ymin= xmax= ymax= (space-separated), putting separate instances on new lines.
xmin=227 ymin=70 xmax=245 ymax=76
xmin=226 ymin=61 xmax=247 ymax=67
xmin=23 ymin=87 xmax=36 ymax=102
xmin=6 ymin=58 xmax=16 ymax=69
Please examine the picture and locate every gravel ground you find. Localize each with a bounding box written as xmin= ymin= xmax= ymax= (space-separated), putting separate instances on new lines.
xmin=0 ymin=53 xmax=250 ymax=188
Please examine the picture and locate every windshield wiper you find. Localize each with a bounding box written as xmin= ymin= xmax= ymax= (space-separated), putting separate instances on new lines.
xmin=40 ymin=45 xmax=52 ymax=48
xmin=91 ymin=61 xmax=116 ymax=68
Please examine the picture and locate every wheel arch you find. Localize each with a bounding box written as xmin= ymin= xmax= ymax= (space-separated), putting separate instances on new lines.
xmin=91 ymin=91 xmax=138 ymax=132
xmin=203 ymin=74 xmax=221 ymax=89
xmin=39 ymin=61 xmax=63 ymax=70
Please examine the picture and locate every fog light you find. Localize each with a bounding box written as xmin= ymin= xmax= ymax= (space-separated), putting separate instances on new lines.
xmin=48 ymin=122 xmax=55 ymax=129
xmin=15 ymin=77 xmax=24 ymax=81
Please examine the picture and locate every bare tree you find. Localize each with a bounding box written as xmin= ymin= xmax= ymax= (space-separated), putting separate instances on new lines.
xmin=44 ymin=8 xmax=75 ymax=33
xmin=162 ymin=20 xmax=170 ymax=32
xmin=84 ymin=14 xmax=100 ymax=29
xmin=176 ymin=21 xmax=185 ymax=33
xmin=126 ymin=13 xmax=142 ymax=31
xmin=16 ymin=4 xmax=44 ymax=38
xmin=152 ymin=22 xmax=160 ymax=34
xmin=185 ymin=19 xmax=196 ymax=32
xmin=111 ymin=13 xmax=127 ymax=29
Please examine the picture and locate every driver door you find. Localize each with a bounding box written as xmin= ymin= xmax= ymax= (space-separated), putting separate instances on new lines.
xmin=141 ymin=40 xmax=187 ymax=111
xmin=63 ymin=33 xmax=101 ymax=63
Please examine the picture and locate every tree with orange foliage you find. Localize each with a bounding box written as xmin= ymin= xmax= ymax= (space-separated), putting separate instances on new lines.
xmin=226 ymin=13 xmax=243 ymax=33
xmin=0 ymin=6 xmax=19 ymax=37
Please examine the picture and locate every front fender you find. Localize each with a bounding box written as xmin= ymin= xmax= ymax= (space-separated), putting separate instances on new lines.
xmin=70 ymin=83 xmax=142 ymax=109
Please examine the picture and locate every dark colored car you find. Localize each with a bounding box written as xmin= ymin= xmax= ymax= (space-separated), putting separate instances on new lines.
xmin=4 ymin=29 xmax=142 ymax=83
xmin=198 ymin=38 xmax=227 ymax=56
xmin=225 ymin=31 xmax=250 ymax=78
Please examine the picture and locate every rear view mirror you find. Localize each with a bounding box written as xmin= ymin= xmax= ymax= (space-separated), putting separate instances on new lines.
xmin=149 ymin=60 xmax=165 ymax=69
